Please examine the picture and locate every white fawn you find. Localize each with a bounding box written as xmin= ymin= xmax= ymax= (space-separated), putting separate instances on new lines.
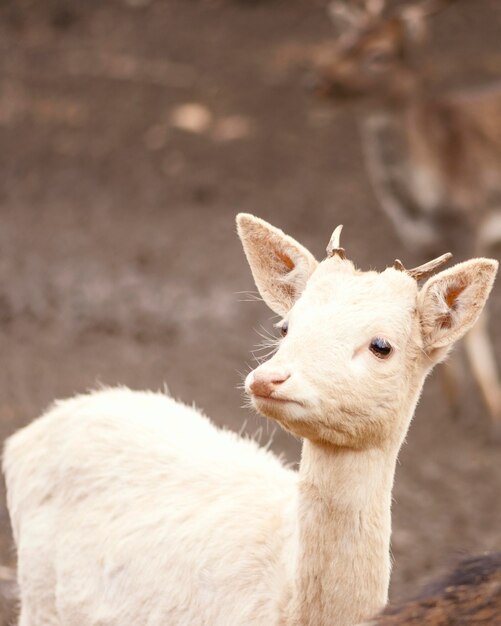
xmin=3 ymin=214 xmax=498 ymax=626
xmin=313 ymin=0 xmax=501 ymax=425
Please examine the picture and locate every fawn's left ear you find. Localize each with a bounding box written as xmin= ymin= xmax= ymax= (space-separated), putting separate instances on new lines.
xmin=418 ymin=258 xmax=498 ymax=362
xmin=236 ymin=213 xmax=318 ymax=317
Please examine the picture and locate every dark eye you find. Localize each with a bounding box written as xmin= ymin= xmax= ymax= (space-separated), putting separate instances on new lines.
xmin=280 ymin=321 xmax=288 ymax=337
xmin=369 ymin=337 xmax=392 ymax=359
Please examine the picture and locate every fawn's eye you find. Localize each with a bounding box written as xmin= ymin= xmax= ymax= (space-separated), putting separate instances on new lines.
xmin=369 ymin=337 xmax=392 ymax=359
xmin=280 ymin=321 xmax=288 ymax=337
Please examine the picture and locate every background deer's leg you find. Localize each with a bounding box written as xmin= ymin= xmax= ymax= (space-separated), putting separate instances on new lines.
xmin=361 ymin=116 xmax=439 ymax=252
xmin=466 ymin=210 xmax=501 ymax=432
xmin=463 ymin=310 xmax=501 ymax=428
xmin=439 ymin=358 xmax=461 ymax=419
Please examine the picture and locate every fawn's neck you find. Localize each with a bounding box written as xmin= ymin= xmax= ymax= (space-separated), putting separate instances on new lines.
xmin=286 ymin=440 xmax=398 ymax=626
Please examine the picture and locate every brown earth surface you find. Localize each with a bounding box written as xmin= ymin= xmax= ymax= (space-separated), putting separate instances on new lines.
xmin=0 ymin=0 xmax=500 ymax=620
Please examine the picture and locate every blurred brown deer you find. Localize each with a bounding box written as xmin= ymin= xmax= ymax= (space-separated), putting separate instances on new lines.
xmin=364 ymin=551 xmax=501 ymax=625
xmin=314 ymin=0 xmax=501 ymax=427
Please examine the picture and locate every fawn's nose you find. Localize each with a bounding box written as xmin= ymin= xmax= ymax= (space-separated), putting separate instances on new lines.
xmin=247 ymin=369 xmax=291 ymax=399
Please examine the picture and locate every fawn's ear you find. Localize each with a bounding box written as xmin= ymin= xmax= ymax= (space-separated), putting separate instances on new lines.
xmin=236 ymin=213 xmax=318 ymax=317
xmin=418 ymin=258 xmax=498 ymax=362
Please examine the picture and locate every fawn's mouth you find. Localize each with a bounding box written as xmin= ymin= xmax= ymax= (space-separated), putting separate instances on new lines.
xmin=251 ymin=395 xmax=304 ymax=408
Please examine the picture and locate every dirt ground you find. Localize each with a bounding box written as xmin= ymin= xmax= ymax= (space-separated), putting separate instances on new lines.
xmin=0 ymin=0 xmax=500 ymax=613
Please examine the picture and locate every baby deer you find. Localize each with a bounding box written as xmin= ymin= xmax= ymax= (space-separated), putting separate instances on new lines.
xmin=314 ymin=0 xmax=501 ymax=425
xmin=3 ymin=215 xmax=497 ymax=626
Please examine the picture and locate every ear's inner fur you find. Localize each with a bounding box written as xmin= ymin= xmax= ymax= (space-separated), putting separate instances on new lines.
xmin=236 ymin=213 xmax=318 ymax=316
xmin=439 ymin=280 xmax=467 ymax=328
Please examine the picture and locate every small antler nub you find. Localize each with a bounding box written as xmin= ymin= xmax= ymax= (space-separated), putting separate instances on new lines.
xmin=326 ymin=225 xmax=346 ymax=259
xmin=393 ymin=252 xmax=453 ymax=281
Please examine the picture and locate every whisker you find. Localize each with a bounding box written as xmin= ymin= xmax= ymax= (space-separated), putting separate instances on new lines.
xmin=251 ymin=342 xmax=279 ymax=356
xmin=252 ymin=346 xmax=279 ymax=365
xmin=237 ymin=419 xmax=248 ymax=437
xmin=253 ymin=426 xmax=263 ymax=444
xmin=255 ymin=326 xmax=279 ymax=343
xmin=235 ymin=290 xmax=263 ymax=303
xmin=262 ymin=426 xmax=278 ymax=451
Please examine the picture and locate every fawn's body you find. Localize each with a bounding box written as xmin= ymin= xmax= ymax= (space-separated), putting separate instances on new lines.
xmin=4 ymin=214 xmax=497 ymax=625
xmin=7 ymin=390 xmax=296 ymax=625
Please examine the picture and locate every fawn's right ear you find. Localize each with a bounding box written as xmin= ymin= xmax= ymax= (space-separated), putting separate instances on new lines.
xmin=417 ymin=258 xmax=498 ymax=363
xmin=236 ymin=214 xmax=318 ymax=317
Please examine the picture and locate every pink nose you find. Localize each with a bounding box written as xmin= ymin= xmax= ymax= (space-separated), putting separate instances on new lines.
xmin=249 ymin=369 xmax=290 ymax=398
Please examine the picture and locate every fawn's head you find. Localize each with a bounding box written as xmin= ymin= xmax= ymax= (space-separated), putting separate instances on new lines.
xmin=238 ymin=214 xmax=497 ymax=450
xmin=315 ymin=0 xmax=454 ymax=102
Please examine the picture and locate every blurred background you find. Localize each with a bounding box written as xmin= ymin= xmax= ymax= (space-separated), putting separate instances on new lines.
xmin=0 ymin=0 xmax=500 ymax=608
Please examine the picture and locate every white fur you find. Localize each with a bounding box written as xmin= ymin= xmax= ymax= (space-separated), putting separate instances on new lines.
xmin=5 ymin=388 xmax=296 ymax=626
